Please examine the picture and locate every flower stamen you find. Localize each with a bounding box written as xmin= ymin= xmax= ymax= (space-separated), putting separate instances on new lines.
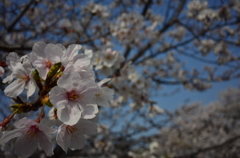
xmin=66 ymin=125 xmax=79 ymax=137
xmin=19 ymin=75 xmax=30 ymax=81
xmin=45 ymin=60 xmax=52 ymax=68
xmin=26 ymin=125 xmax=39 ymax=138
xmin=67 ymin=90 xmax=83 ymax=101
xmin=95 ymin=89 xmax=103 ymax=97
xmin=17 ymin=73 xmax=30 ymax=83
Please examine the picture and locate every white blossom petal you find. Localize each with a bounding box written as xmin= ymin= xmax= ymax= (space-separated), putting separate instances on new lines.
xmin=26 ymin=81 xmax=36 ymax=98
xmin=32 ymin=41 xmax=47 ymax=58
xmin=37 ymin=123 xmax=57 ymax=134
xmin=65 ymin=44 xmax=82 ymax=61
xmin=13 ymin=117 xmax=34 ymax=128
xmin=57 ymin=104 xmax=81 ymax=125
xmin=38 ymin=132 xmax=54 ymax=156
xmin=81 ymin=104 xmax=98 ymax=119
xmin=0 ymin=129 xmax=24 ymax=145
xmin=14 ymin=134 xmax=38 ymax=158
xmin=57 ymin=72 xmax=82 ymax=91
xmin=98 ymin=78 xmax=111 ymax=87
xmin=45 ymin=44 xmax=63 ymax=62
xmin=96 ymin=96 xmax=110 ymax=108
xmin=69 ymin=134 xmax=85 ymax=150
xmin=96 ymin=87 xmax=114 ymax=108
xmin=3 ymin=74 xmax=14 ymax=83
xmin=75 ymin=118 xmax=98 ymax=135
xmin=50 ymin=87 xmax=68 ymax=109
xmin=56 ymin=124 xmax=71 ymax=153
xmin=4 ymin=79 xmax=26 ymax=98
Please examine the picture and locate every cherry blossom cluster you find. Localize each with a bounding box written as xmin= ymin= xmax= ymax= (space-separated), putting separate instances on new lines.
xmin=109 ymin=11 xmax=163 ymax=45
xmin=91 ymin=48 xmax=153 ymax=110
xmin=128 ymin=88 xmax=240 ymax=158
xmin=0 ymin=42 xmax=114 ymax=157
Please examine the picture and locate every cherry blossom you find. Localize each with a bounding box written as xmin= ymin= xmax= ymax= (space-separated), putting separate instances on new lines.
xmin=64 ymin=54 xmax=95 ymax=80
xmin=60 ymin=44 xmax=82 ymax=66
xmin=4 ymin=58 xmax=36 ymax=98
xmin=56 ymin=118 xmax=98 ymax=153
xmin=49 ymin=72 xmax=99 ymax=125
xmin=28 ymin=41 xmax=64 ymax=79
xmin=102 ymin=48 xmax=119 ymax=67
xmin=3 ymin=52 xmax=23 ymax=84
xmin=0 ymin=117 xmax=56 ymax=158
xmin=94 ymin=78 xmax=114 ymax=108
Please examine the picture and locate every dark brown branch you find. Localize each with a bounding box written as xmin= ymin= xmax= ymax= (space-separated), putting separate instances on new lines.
xmin=123 ymin=0 xmax=153 ymax=60
xmin=7 ymin=0 xmax=35 ymax=32
xmin=124 ymin=45 xmax=131 ymax=59
xmin=0 ymin=45 xmax=32 ymax=52
xmin=136 ymin=19 xmax=240 ymax=64
xmin=130 ymin=0 xmax=187 ymax=63
xmin=159 ymin=0 xmax=187 ymax=34
xmin=136 ymin=37 xmax=194 ymax=64
xmin=152 ymin=78 xmax=183 ymax=85
xmin=141 ymin=0 xmax=153 ymax=16
xmin=177 ymin=48 xmax=236 ymax=68
xmin=130 ymin=43 xmax=152 ymax=63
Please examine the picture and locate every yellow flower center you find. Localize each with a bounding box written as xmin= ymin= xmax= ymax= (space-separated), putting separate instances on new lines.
xmin=19 ymin=75 xmax=30 ymax=81
xmin=18 ymin=74 xmax=30 ymax=83
xmin=106 ymin=55 xmax=112 ymax=60
xmin=95 ymin=89 xmax=103 ymax=97
xmin=45 ymin=60 xmax=52 ymax=68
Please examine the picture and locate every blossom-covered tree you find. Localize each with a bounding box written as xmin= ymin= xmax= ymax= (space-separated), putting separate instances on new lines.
xmin=0 ymin=0 xmax=239 ymax=157
xmin=114 ymin=87 xmax=240 ymax=158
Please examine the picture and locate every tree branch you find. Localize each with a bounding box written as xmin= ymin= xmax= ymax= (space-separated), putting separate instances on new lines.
xmin=7 ymin=0 xmax=35 ymax=32
xmin=141 ymin=0 xmax=153 ymax=16
xmin=130 ymin=0 xmax=187 ymax=63
xmin=0 ymin=45 xmax=32 ymax=52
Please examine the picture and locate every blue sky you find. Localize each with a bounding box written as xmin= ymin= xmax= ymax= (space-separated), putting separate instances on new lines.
xmin=159 ymin=78 xmax=239 ymax=111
